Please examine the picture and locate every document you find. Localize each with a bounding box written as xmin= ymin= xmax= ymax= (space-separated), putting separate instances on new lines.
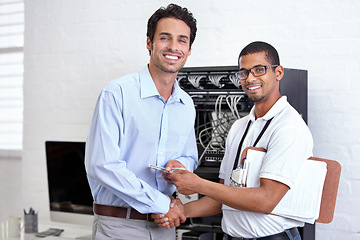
xmin=271 ymin=159 xmax=327 ymax=223
xmin=244 ymin=148 xmax=327 ymax=223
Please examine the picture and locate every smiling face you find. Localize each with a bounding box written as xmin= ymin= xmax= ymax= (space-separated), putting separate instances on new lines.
xmin=239 ymin=51 xmax=283 ymax=108
xmin=147 ymin=17 xmax=192 ymax=76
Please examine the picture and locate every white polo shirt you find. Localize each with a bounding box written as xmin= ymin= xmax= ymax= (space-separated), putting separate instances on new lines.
xmin=219 ymin=96 xmax=313 ymax=238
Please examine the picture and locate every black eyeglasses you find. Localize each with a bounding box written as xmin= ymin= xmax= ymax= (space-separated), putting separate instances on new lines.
xmin=235 ymin=65 xmax=279 ymax=80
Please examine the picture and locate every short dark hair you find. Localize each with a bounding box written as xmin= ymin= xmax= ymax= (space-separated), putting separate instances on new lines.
xmin=238 ymin=41 xmax=280 ymax=67
xmin=147 ymin=3 xmax=197 ymax=49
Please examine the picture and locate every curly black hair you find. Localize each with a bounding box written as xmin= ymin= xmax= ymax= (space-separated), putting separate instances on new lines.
xmin=147 ymin=3 xmax=197 ymax=49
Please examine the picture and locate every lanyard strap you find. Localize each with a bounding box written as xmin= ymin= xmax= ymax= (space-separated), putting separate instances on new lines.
xmin=232 ymin=117 xmax=274 ymax=170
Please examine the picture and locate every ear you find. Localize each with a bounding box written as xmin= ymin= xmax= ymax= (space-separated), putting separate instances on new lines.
xmin=146 ymin=37 xmax=152 ymax=51
xmin=275 ymin=65 xmax=284 ymax=82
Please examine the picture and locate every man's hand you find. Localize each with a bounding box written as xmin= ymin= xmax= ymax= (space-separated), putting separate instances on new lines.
xmin=152 ymin=198 xmax=185 ymax=229
xmin=165 ymin=160 xmax=186 ymax=172
xmin=167 ymin=170 xmax=202 ymax=195
xmin=162 ymin=160 xmax=186 ymax=183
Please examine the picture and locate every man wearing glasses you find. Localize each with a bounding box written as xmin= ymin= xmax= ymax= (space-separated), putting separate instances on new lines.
xmin=154 ymin=41 xmax=313 ymax=240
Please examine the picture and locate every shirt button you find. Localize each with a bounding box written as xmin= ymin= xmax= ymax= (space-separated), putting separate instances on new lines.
xmin=162 ymin=129 xmax=166 ymax=133
xmin=158 ymin=175 xmax=162 ymax=179
xmin=159 ymin=152 xmax=163 ymax=156
xmin=130 ymin=201 xmax=133 ymax=204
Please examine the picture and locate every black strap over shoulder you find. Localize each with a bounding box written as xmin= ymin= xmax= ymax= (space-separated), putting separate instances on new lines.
xmin=232 ymin=120 xmax=251 ymax=170
xmin=232 ymin=117 xmax=274 ymax=170
xmin=253 ymin=117 xmax=274 ymax=147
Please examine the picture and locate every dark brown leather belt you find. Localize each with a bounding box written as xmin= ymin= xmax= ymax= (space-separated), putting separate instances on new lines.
xmin=93 ymin=202 xmax=154 ymax=221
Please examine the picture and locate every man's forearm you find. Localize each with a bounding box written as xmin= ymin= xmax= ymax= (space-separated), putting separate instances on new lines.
xmin=184 ymin=195 xmax=222 ymax=218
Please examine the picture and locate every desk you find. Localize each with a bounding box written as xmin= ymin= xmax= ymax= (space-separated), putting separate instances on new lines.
xmin=22 ymin=223 xmax=92 ymax=240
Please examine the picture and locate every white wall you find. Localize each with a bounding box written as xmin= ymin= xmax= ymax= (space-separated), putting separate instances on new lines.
xmin=16 ymin=0 xmax=360 ymax=239
xmin=0 ymin=151 xmax=22 ymax=220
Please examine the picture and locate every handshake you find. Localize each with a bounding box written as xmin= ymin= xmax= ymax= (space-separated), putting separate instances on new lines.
xmin=151 ymin=197 xmax=186 ymax=229
xmin=151 ymin=160 xmax=203 ymax=229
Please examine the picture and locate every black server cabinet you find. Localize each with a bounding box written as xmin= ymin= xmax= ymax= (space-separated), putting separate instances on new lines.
xmin=177 ymin=66 xmax=314 ymax=240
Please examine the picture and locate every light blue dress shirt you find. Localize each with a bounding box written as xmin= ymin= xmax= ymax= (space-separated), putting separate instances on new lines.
xmin=85 ymin=66 xmax=198 ymax=214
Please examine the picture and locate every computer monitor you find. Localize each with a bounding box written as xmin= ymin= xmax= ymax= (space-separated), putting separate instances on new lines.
xmin=45 ymin=141 xmax=94 ymax=226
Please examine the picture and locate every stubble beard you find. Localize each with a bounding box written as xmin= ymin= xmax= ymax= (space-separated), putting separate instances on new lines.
xmin=152 ymin=49 xmax=186 ymax=74
xmin=249 ymin=94 xmax=265 ymax=103
xmin=154 ymin=60 xmax=183 ymax=74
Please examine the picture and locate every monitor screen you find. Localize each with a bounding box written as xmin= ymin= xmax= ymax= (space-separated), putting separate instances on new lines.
xmin=45 ymin=141 xmax=93 ymax=225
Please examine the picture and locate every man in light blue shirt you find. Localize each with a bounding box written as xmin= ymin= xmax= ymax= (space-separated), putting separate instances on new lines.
xmin=85 ymin=4 xmax=198 ymax=240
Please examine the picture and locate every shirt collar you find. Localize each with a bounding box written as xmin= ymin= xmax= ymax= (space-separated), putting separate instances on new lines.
xmin=140 ymin=67 xmax=159 ymax=99
xmin=139 ymin=66 xmax=185 ymax=104
xmin=249 ymin=96 xmax=288 ymax=121
xmin=171 ymin=78 xmax=184 ymax=104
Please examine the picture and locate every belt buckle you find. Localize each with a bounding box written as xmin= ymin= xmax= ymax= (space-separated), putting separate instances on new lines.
xmin=146 ymin=213 xmax=154 ymax=222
